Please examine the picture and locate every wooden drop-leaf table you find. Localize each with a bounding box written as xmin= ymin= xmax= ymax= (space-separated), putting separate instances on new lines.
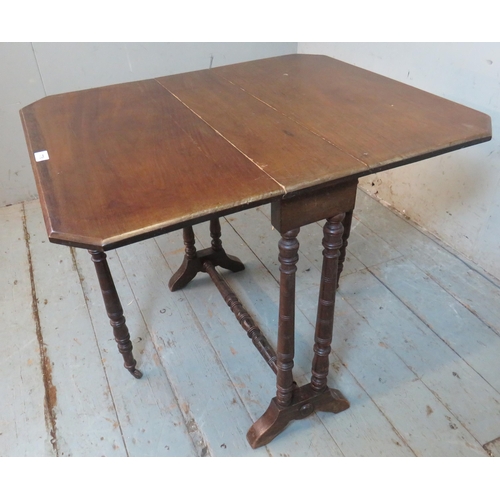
xmin=20 ymin=54 xmax=492 ymax=449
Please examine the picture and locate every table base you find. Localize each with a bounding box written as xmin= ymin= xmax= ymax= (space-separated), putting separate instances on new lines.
xmin=89 ymin=194 xmax=355 ymax=447
xmin=167 ymin=213 xmax=351 ymax=448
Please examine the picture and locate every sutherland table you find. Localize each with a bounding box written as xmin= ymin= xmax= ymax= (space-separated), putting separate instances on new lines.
xmin=20 ymin=54 xmax=492 ymax=449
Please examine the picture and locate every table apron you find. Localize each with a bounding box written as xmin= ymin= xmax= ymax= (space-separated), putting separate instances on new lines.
xmin=271 ymin=180 xmax=358 ymax=233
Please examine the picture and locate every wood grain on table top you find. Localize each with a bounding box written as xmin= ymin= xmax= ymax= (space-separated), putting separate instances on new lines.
xmin=210 ymin=55 xmax=492 ymax=171
xmin=20 ymin=54 xmax=492 ymax=250
xmin=21 ymin=78 xmax=282 ymax=250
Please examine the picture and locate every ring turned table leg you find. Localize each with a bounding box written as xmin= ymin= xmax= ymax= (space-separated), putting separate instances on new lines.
xmin=247 ymin=216 xmax=349 ymax=449
xmin=208 ymin=218 xmax=245 ymax=272
xmin=276 ymin=228 xmax=300 ymax=407
xmin=246 ymin=228 xmax=300 ymax=447
xmin=310 ymin=214 xmax=348 ymax=407
xmin=89 ymin=250 xmax=142 ymax=379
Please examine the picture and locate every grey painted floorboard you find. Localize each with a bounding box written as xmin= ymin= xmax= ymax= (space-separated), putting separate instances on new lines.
xmin=23 ymin=202 xmax=126 ymax=456
xmin=0 ymin=204 xmax=51 ymax=456
xmin=3 ymin=190 xmax=499 ymax=456
xmin=340 ymin=269 xmax=500 ymax=445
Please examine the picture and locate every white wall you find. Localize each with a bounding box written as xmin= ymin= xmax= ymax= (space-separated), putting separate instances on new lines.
xmin=299 ymin=42 xmax=500 ymax=281
xmin=0 ymin=42 xmax=297 ymax=207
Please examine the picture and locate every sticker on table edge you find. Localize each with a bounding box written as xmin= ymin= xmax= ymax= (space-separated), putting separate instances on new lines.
xmin=34 ymin=150 xmax=49 ymax=162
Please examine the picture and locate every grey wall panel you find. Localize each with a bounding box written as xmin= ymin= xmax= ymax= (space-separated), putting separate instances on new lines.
xmin=32 ymin=42 xmax=134 ymax=94
xmin=0 ymin=43 xmax=45 ymax=106
xmin=33 ymin=42 xmax=298 ymax=95
xmin=0 ymin=43 xmax=46 ymax=206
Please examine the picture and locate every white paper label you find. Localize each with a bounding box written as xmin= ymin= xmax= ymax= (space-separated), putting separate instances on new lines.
xmin=34 ymin=150 xmax=49 ymax=162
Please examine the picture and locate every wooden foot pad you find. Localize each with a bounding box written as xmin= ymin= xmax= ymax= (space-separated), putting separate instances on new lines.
xmin=246 ymin=383 xmax=349 ymax=449
xmin=168 ymin=248 xmax=244 ymax=291
xmin=168 ymin=221 xmax=245 ymax=292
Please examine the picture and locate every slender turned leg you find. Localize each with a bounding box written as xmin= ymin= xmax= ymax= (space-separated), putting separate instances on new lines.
xmin=168 ymin=226 xmax=201 ymax=292
xmin=208 ymin=218 xmax=245 ymax=272
xmin=337 ymin=209 xmax=353 ymax=288
xmin=247 ymin=228 xmax=300 ymax=447
xmin=247 ymin=218 xmax=349 ymax=449
xmin=312 ymin=214 xmax=344 ymax=392
xmin=210 ymin=218 xmax=223 ymax=251
xmin=89 ymin=250 xmax=142 ymax=379
xmin=276 ymin=228 xmax=300 ymax=407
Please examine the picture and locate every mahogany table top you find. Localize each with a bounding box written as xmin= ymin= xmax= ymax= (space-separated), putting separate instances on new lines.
xmin=20 ymin=54 xmax=492 ymax=251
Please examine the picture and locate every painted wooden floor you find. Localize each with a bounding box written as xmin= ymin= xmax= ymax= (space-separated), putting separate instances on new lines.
xmin=1 ymin=188 xmax=500 ymax=457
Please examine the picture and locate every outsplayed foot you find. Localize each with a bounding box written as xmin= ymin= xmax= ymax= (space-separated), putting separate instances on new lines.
xmin=246 ymin=383 xmax=349 ymax=449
